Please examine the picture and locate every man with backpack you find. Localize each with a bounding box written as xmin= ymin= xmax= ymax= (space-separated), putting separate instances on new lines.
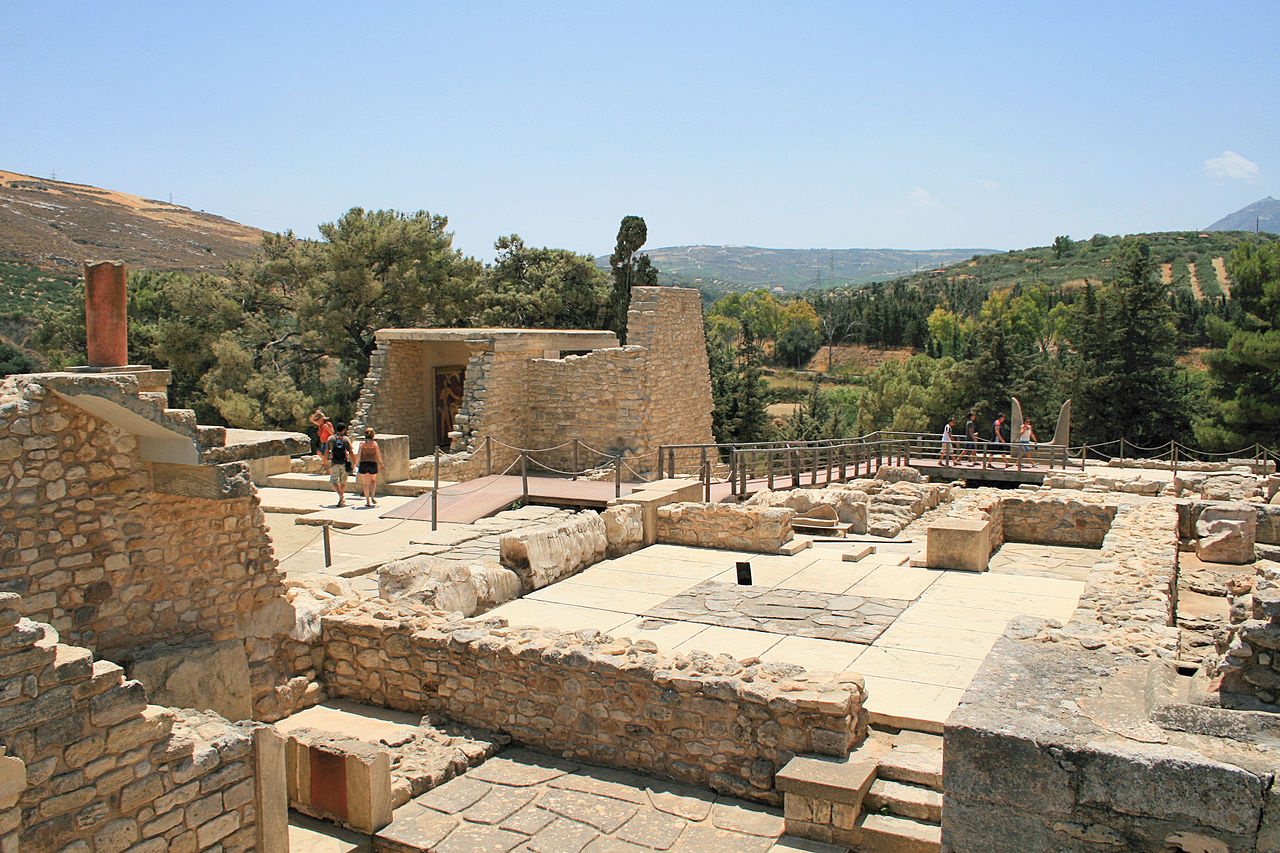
xmin=325 ymin=422 xmax=353 ymax=507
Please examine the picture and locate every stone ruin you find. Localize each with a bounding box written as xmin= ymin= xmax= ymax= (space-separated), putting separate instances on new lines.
xmin=2 ymin=261 xmax=1280 ymax=851
xmin=352 ymin=285 xmax=715 ymax=479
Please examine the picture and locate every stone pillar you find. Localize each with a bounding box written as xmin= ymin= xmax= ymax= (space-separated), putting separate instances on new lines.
xmin=84 ymin=260 xmax=128 ymax=367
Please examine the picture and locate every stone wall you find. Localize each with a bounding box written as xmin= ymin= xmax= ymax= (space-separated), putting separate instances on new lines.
xmin=498 ymin=511 xmax=607 ymax=592
xmin=0 ymin=591 xmax=284 ymax=852
xmin=939 ymin=502 xmax=1270 ymax=853
xmin=1000 ymin=494 xmax=1118 ymax=548
xmin=320 ymin=603 xmax=865 ymax=804
xmin=0 ymin=374 xmax=314 ymax=723
xmin=656 ymin=503 xmax=795 ymax=553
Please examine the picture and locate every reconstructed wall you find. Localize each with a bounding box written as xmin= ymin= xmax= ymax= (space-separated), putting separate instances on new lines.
xmin=320 ymin=603 xmax=865 ymax=804
xmin=0 ymin=591 xmax=283 ymax=852
xmin=0 ymin=374 xmax=316 ymax=723
xmin=999 ymin=494 xmax=1118 ymax=548
xmin=656 ymin=502 xmax=796 ymax=553
xmin=939 ymin=502 xmax=1280 ymax=852
xmin=357 ymin=287 xmax=715 ymax=479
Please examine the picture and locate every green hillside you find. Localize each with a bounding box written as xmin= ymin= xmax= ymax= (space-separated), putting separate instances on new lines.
xmin=596 ymin=245 xmax=998 ymax=295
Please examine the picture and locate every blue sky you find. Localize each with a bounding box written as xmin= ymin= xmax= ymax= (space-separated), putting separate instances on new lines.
xmin=3 ymin=1 xmax=1276 ymax=262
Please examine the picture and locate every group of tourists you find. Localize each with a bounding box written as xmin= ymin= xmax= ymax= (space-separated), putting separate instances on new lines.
xmin=940 ymin=411 xmax=1038 ymax=466
xmin=308 ymin=410 xmax=384 ymax=507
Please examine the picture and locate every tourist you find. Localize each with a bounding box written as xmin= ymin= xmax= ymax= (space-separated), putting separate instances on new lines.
xmin=940 ymin=416 xmax=956 ymax=464
xmin=957 ymin=412 xmax=979 ymax=464
xmin=325 ymin=422 xmax=353 ymax=507
xmin=991 ymin=412 xmax=1008 ymax=466
xmin=1019 ymin=419 xmax=1037 ymax=457
xmin=310 ymin=409 xmax=334 ymax=461
xmin=355 ymin=428 xmax=384 ymax=507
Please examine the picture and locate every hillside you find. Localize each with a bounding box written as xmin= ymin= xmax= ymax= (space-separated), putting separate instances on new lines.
xmin=852 ymin=230 xmax=1278 ymax=303
xmin=1205 ymin=196 xmax=1280 ymax=234
xmin=0 ymin=169 xmax=264 ymax=273
xmin=596 ymin=245 xmax=997 ymax=294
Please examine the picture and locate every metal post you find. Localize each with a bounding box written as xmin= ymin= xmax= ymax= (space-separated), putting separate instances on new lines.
xmin=702 ymin=458 xmax=711 ymax=502
xmin=729 ymin=450 xmax=738 ymax=497
xmin=668 ymin=447 xmax=675 ymax=479
xmin=1119 ymin=437 xmax=1125 ymax=469
xmin=657 ymin=446 xmax=665 ymax=479
xmin=1171 ymin=441 xmax=1178 ymax=477
xmin=322 ymin=522 xmax=332 ymax=567
xmin=615 ymin=455 xmax=622 ymax=498
xmin=700 ymin=447 xmax=707 ymax=487
xmin=432 ymin=448 xmax=440 ymax=531
xmin=741 ymin=450 xmax=748 ymax=496
xmin=521 ymin=452 xmax=529 ymax=501
xmin=1080 ymin=444 xmax=1087 ymax=471
xmin=791 ymin=446 xmax=799 ymax=489
xmin=572 ymin=439 xmax=580 ymax=480
xmin=767 ymin=449 xmax=775 ymax=490
xmin=485 ymin=436 xmax=492 ymax=477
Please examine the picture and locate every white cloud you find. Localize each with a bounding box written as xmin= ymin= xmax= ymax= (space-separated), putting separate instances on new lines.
xmin=1204 ymin=150 xmax=1260 ymax=181
xmin=910 ymin=186 xmax=942 ymax=208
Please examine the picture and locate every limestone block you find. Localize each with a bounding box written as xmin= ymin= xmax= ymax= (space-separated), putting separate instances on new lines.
xmin=253 ymin=726 xmax=289 ymax=853
xmin=1196 ymin=503 xmax=1257 ymax=565
xmin=602 ymin=504 xmax=644 ymax=558
xmin=129 ymin=639 xmax=253 ymax=721
xmin=500 ymin=511 xmax=607 ymax=591
xmin=378 ymin=556 xmax=479 ymax=615
xmin=372 ymin=433 xmax=410 ymax=485
xmin=927 ymin=518 xmax=991 ymax=572
xmin=874 ymin=465 xmax=922 ymax=483
xmin=1255 ymin=504 xmax=1280 ymax=545
xmin=469 ymin=562 xmax=522 ymax=610
xmin=286 ymin=728 xmax=392 ymax=834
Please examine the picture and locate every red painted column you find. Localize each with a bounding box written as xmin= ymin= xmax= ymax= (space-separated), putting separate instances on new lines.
xmin=84 ymin=261 xmax=128 ymax=367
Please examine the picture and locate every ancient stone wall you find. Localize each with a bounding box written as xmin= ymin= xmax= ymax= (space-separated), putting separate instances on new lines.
xmin=940 ymin=502 xmax=1260 ymax=853
xmin=320 ymin=603 xmax=865 ymax=804
xmin=0 ymin=591 xmax=283 ymax=852
xmin=0 ymin=375 xmax=313 ymax=723
xmin=629 ymin=287 xmax=715 ymax=473
xmin=656 ymin=503 xmax=796 ymax=553
xmin=1000 ymin=495 xmax=1118 ymax=548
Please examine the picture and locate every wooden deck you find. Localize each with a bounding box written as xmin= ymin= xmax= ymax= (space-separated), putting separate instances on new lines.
xmin=381 ymin=474 xmax=636 ymax=524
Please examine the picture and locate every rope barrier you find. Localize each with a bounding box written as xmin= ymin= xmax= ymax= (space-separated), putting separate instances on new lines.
xmin=273 ymin=528 xmax=325 ymax=563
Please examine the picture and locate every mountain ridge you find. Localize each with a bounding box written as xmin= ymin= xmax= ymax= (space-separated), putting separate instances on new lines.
xmin=1205 ymin=196 xmax=1280 ymax=234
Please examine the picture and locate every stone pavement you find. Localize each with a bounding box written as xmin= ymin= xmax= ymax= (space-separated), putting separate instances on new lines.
xmin=486 ymin=540 xmax=1088 ymax=731
xmin=374 ymin=748 xmax=831 ymax=853
xmin=644 ymin=581 xmax=905 ymax=643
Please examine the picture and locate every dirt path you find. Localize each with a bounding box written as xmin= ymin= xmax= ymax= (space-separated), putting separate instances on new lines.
xmin=1187 ymin=260 xmax=1203 ymax=299
xmin=1160 ymin=262 xmax=1173 ymax=285
xmin=1212 ymin=256 xmax=1232 ymax=297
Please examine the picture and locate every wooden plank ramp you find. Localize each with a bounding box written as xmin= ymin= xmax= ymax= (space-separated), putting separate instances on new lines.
xmin=380 ymin=475 xmax=636 ymax=524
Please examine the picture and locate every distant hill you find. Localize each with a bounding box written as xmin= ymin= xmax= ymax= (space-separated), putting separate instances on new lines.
xmin=861 ymin=230 xmax=1279 ymax=305
xmin=1205 ymin=196 xmax=1280 ymax=234
xmin=596 ymin=245 xmax=998 ymax=294
xmin=0 ymin=169 xmax=264 ymax=273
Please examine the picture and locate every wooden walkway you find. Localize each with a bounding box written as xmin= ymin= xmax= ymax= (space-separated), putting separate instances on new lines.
xmin=381 ymin=475 xmax=636 ymax=524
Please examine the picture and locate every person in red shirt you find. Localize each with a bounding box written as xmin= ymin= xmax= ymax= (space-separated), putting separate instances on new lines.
xmin=310 ymin=409 xmax=334 ymax=461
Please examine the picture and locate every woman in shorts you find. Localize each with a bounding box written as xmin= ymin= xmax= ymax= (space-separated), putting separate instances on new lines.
xmin=355 ymin=428 xmax=384 ymax=507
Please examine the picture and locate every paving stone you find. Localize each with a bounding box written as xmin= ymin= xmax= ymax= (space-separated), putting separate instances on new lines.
xmin=527 ymin=817 xmax=601 ymax=853
xmin=502 ymin=803 xmax=557 ymax=836
xmin=709 ymin=801 xmax=786 ymax=837
xmin=417 ymin=776 xmax=493 ymax=814
xmin=615 ymin=807 xmax=688 ymax=849
xmin=644 ymin=780 xmax=717 ymax=822
xmin=538 ymin=788 xmax=640 ymax=833
xmin=435 ymin=822 xmax=529 ymax=853
xmin=583 ymin=837 xmax=651 ymax=852
xmin=374 ymin=809 xmax=460 ymax=853
xmin=465 ymin=786 xmax=540 ymax=824
xmin=470 ymin=749 xmax=580 ymax=787
xmin=669 ymin=823 xmax=776 ymax=852
xmin=547 ymin=768 xmax=650 ymax=804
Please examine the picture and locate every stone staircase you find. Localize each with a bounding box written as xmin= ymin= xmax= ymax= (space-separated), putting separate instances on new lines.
xmin=777 ymin=727 xmax=943 ymax=852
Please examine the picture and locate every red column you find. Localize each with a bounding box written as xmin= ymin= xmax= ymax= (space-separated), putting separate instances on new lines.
xmin=84 ymin=261 xmax=127 ymax=367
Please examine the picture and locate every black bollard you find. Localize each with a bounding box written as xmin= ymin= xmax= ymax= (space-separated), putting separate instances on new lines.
xmin=736 ymin=561 xmax=752 ymax=585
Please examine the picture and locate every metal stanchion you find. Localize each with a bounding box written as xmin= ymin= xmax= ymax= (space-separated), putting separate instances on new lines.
xmin=432 ymin=448 xmax=440 ymax=531
xmin=322 ymin=522 xmax=332 ymax=567
xmin=521 ymin=452 xmax=529 ymax=501
xmin=615 ymin=456 xmax=622 ymax=498
xmin=572 ymin=439 xmax=580 ymax=481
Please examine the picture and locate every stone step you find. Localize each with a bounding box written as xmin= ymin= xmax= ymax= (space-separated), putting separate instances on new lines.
xmin=266 ymin=472 xmax=334 ymax=491
xmin=382 ymin=479 xmax=436 ymax=497
xmin=850 ymin=812 xmax=941 ymax=853
xmin=864 ymin=778 xmax=943 ymax=824
xmin=877 ymin=743 xmax=943 ymax=792
xmin=779 ymin=536 xmax=813 ymax=556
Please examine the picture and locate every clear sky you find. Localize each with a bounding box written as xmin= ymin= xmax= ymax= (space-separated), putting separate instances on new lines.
xmin=3 ymin=1 xmax=1276 ymax=262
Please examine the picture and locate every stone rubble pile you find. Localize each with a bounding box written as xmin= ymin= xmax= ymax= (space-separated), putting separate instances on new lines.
xmin=655 ymin=502 xmax=796 ymax=552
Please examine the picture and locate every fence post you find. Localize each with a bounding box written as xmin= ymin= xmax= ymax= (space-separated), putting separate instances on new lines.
xmin=432 ymin=448 xmax=440 ymax=531
xmin=520 ymin=452 xmax=529 ymax=501
xmin=741 ymin=450 xmax=749 ymax=496
xmin=700 ymin=447 xmax=707 ymax=487
xmin=657 ymin=446 xmax=665 ymax=479
xmin=1171 ymin=441 xmax=1178 ymax=477
xmin=702 ymin=458 xmax=711 ymax=502
xmin=485 ymin=436 xmax=492 ymax=477
xmin=615 ymin=455 xmax=622 ymax=498
xmin=322 ymin=521 xmax=332 ymax=567
xmin=668 ymin=447 xmax=675 ymax=479
xmin=767 ymin=448 xmax=775 ymax=490
xmin=572 ymin=439 xmax=580 ymax=481
xmin=730 ymin=450 xmax=738 ymax=497
xmin=1119 ymin=437 xmax=1126 ymax=469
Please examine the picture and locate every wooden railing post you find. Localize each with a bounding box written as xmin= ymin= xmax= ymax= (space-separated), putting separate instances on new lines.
xmin=432 ymin=448 xmax=440 ymax=531
xmin=485 ymin=436 xmax=492 ymax=477
xmin=1171 ymin=441 xmax=1178 ymax=476
xmin=1119 ymin=437 xmax=1126 ymax=468
xmin=657 ymin=446 xmax=665 ymax=479
xmin=520 ymin=452 xmax=529 ymax=501
xmin=615 ymin=455 xmax=622 ymax=498
xmin=702 ymin=458 xmax=711 ymax=502
xmin=767 ymin=448 xmax=775 ymax=490
xmin=741 ymin=450 xmax=749 ymax=496
xmin=572 ymin=439 xmax=580 ymax=480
